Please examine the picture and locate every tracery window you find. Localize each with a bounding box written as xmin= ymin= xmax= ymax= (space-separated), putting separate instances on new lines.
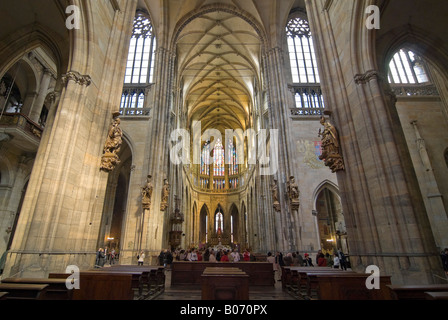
xmin=286 ymin=17 xmax=320 ymax=84
xmin=215 ymin=211 xmax=223 ymax=233
xmin=125 ymin=12 xmax=157 ymax=84
xmin=213 ymin=139 xmax=225 ymax=177
xmin=201 ymin=142 xmax=210 ymax=175
xmin=287 ymin=16 xmax=324 ymax=114
xmin=120 ymin=11 xmax=156 ymax=116
xmin=388 ymin=49 xmax=429 ymax=84
xmin=228 ymin=139 xmax=238 ymax=176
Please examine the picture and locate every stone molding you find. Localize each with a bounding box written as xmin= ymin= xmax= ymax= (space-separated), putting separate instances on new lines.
xmin=62 ymin=71 xmax=92 ymax=87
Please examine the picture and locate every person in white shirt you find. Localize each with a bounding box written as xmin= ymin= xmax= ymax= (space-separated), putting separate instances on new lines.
xmin=138 ymin=250 xmax=145 ymax=266
xmin=333 ymin=253 xmax=340 ymax=269
xmin=230 ymin=249 xmax=240 ymax=262
xmin=189 ymin=249 xmax=198 ymax=261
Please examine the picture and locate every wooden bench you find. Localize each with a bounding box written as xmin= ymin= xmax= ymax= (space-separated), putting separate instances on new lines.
xmin=108 ymin=265 xmax=165 ymax=299
xmin=201 ymin=267 xmax=249 ymax=300
xmin=1 ymin=277 xmax=72 ymax=300
xmin=0 ymin=283 xmax=49 ymax=300
xmin=306 ymin=273 xmax=393 ymax=300
xmin=283 ymin=267 xmax=353 ymax=298
xmin=171 ymin=261 xmax=274 ymax=287
xmin=90 ymin=267 xmax=149 ymax=299
xmin=425 ymin=291 xmax=448 ymax=300
xmin=0 ymin=292 xmax=8 ymax=300
xmin=387 ymin=284 xmax=448 ymax=300
xmin=49 ymin=271 xmax=134 ymax=300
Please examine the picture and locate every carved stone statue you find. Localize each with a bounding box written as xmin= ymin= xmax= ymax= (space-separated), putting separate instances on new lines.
xmin=100 ymin=112 xmax=123 ymax=172
xmin=141 ymin=175 xmax=153 ymax=210
xmin=318 ymin=116 xmax=345 ymax=172
xmin=271 ymin=179 xmax=281 ymax=212
xmin=287 ymin=176 xmax=300 ymax=210
xmin=160 ymin=179 xmax=170 ymax=211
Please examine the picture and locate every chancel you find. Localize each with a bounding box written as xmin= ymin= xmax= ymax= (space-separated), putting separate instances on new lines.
xmin=0 ymin=0 xmax=447 ymax=301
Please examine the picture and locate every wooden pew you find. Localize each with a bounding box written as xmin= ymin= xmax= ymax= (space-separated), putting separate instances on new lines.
xmin=306 ymin=273 xmax=393 ymax=300
xmin=0 ymin=283 xmax=49 ymax=300
xmin=108 ymin=265 xmax=165 ymax=299
xmin=201 ymin=267 xmax=249 ymax=300
xmin=1 ymin=277 xmax=72 ymax=300
xmin=286 ymin=267 xmax=353 ymax=298
xmin=91 ymin=267 xmax=148 ymax=299
xmin=0 ymin=292 xmax=8 ymax=300
xmin=171 ymin=261 xmax=274 ymax=287
xmin=49 ymin=271 xmax=134 ymax=300
xmin=425 ymin=291 xmax=448 ymax=300
xmin=387 ymin=284 xmax=448 ymax=300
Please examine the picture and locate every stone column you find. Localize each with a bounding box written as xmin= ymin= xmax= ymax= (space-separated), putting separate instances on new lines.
xmin=140 ymin=47 xmax=176 ymax=253
xmin=29 ymin=69 xmax=52 ymax=123
xmin=305 ymin=0 xmax=444 ymax=284
xmin=262 ymin=47 xmax=298 ymax=251
xmin=2 ymin=0 xmax=138 ymax=277
xmin=410 ymin=120 xmax=448 ymax=250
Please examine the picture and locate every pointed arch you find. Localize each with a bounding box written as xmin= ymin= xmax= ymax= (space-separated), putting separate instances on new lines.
xmin=199 ymin=204 xmax=209 ymax=244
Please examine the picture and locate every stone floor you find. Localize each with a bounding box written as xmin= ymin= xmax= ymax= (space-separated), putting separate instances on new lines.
xmin=154 ymin=269 xmax=295 ymax=300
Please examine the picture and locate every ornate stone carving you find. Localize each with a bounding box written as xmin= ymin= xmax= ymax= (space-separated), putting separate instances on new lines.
xmin=354 ymin=70 xmax=383 ymax=85
xmin=318 ymin=116 xmax=345 ymax=172
xmin=62 ymin=71 xmax=92 ymax=87
xmin=160 ymin=178 xmax=170 ymax=211
xmin=100 ymin=112 xmax=122 ymax=172
xmin=141 ymin=175 xmax=153 ymax=210
xmin=287 ymin=176 xmax=300 ymax=209
xmin=271 ymin=179 xmax=280 ymax=212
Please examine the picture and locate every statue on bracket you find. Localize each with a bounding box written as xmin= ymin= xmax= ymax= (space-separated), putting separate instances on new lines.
xmin=287 ymin=176 xmax=300 ymax=210
xmin=141 ymin=175 xmax=153 ymax=210
xmin=271 ymin=178 xmax=281 ymax=212
xmin=318 ymin=116 xmax=345 ymax=173
xmin=160 ymin=178 xmax=170 ymax=211
xmin=100 ymin=112 xmax=122 ymax=172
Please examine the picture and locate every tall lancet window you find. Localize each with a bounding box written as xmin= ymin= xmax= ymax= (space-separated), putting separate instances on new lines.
xmin=201 ymin=142 xmax=210 ymax=175
xmin=213 ymin=139 xmax=225 ymax=177
xmin=286 ymin=17 xmax=320 ymax=84
xmin=388 ymin=49 xmax=429 ymax=84
xmin=215 ymin=211 xmax=223 ymax=233
xmin=125 ymin=12 xmax=157 ymax=84
xmin=287 ymin=15 xmax=324 ymax=114
xmin=228 ymin=139 xmax=238 ymax=176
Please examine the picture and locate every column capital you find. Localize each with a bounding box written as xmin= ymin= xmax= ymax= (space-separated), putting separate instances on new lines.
xmin=61 ymin=71 xmax=92 ymax=87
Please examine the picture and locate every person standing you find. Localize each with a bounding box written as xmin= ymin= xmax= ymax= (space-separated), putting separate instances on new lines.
xmin=267 ymin=252 xmax=279 ymax=281
xmin=243 ymin=249 xmax=251 ymax=261
xmin=231 ymin=249 xmax=240 ymax=262
xmin=303 ymin=253 xmax=314 ymax=267
xmin=95 ymin=248 xmax=105 ymax=268
xmin=138 ymin=250 xmax=145 ymax=266
xmin=333 ymin=253 xmax=340 ymax=269
xmin=209 ymin=249 xmax=217 ymax=262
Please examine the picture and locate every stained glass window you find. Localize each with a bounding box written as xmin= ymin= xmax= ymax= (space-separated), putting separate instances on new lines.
xmin=124 ymin=12 xmax=157 ymax=84
xmin=213 ymin=139 xmax=225 ymax=177
xmin=388 ymin=49 xmax=429 ymax=84
xmin=201 ymin=142 xmax=210 ymax=175
xmin=215 ymin=211 xmax=223 ymax=233
xmin=228 ymin=139 xmax=238 ymax=176
xmin=286 ymin=17 xmax=320 ymax=84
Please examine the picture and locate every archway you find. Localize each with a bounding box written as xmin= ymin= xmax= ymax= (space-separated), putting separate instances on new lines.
xmin=199 ymin=204 xmax=209 ymax=245
xmin=98 ymin=136 xmax=133 ymax=261
xmin=314 ymin=184 xmax=347 ymax=257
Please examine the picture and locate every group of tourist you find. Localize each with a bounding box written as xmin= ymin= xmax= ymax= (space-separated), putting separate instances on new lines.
xmin=266 ymin=250 xmax=349 ymax=281
xmin=156 ymin=247 xmax=254 ymax=266
xmin=95 ymin=247 xmax=119 ymax=268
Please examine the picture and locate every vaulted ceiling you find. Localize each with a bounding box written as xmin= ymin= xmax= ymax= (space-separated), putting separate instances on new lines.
xmin=140 ymin=0 xmax=304 ymax=134
xmin=177 ymin=9 xmax=261 ymax=134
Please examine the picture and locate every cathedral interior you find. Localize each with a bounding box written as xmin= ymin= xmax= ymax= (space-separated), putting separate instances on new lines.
xmin=0 ymin=0 xmax=447 ymax=289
